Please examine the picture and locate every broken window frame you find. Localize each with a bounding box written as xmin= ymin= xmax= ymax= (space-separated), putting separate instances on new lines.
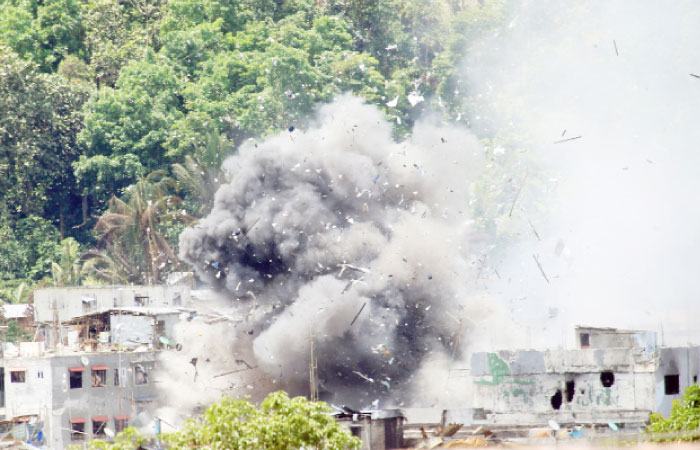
xmin=134 ymin=365 xmax=148 ymax=385
xmin=114 ymin=416 xmax=129 ymax=433
xmin=70 ymin=419 xmax=86 ymax=441
xmin=92 ymin=417 xmax=108 ymax=437
xmin=9 ymin=369 xmax=26 ymax=383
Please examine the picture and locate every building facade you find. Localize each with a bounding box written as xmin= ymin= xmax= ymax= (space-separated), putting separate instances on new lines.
xmin=0 ymin=350 xmax=158 ymax=449
xmin=468 ymin=326 xmax=698 ymax=428
xmin=33 ymin=285 xmax=192 ymax=323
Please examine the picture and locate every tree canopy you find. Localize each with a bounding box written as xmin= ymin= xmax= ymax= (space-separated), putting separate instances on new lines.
xmin=86 ymin=392 xmax=360 ymax=450
xmin=0 ymin=0 xmax=513 ymax=293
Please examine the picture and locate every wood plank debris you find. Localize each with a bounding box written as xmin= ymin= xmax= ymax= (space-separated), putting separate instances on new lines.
xmin=509 ymin=172 xmax=528 ymax=217
xmin=350 ymin=302 xmax=367 ymax=326
xmin=553 ymin=135 xmax=582 ymax=144
xmin=533 ymin=254 xmax=550 ymax=284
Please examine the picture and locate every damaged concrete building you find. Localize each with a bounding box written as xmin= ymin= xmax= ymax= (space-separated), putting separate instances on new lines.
xmin=0 ymin=286 xmax=196 ymax=449
xmin=33 ymin=285 xmax=192 ymax=323
xmin=0 ymin=345 xmax=158 ymax=448
xmin=466 ymin=326 xmax=697 ymax=429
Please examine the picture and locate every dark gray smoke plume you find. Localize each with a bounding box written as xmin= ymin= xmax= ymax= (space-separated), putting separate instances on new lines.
xmin=179 ymin=95 xmax=492 ymax=405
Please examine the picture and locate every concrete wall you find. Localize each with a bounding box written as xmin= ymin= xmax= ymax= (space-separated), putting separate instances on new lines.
xmin=470 ymin=349 xmax=659 ymax=425
xmin=656 ymin=346 xmax=700 ymax=417
xmin=34 ymin=286 xmax=191 ymax=323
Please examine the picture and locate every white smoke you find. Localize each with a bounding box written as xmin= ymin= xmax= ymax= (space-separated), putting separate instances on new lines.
xmin=464 ymin=0 xmax=700 ymax=348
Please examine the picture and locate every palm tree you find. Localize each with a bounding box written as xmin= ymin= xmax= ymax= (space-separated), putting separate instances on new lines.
xmin=51 ymin=238 xmax=86 ymax=286
xmin=86 ymin=171 xmax=194 ymax=284
xmin=171 ymin=131 xmax=230 ymax=217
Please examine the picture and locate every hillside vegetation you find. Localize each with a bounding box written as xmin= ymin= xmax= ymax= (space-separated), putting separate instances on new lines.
xmin=0 ymin=0 xmax=509 ymax=296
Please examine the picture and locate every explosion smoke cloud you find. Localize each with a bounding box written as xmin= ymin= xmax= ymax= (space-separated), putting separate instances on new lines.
xmin=178 ymin=95 xmax=490 ymax=405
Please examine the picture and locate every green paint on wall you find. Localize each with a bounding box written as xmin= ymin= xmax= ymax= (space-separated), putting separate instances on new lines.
xmin=475 ymin=353 xmax=534 ymax=386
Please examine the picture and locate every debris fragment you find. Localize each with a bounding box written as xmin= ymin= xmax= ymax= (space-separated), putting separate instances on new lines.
xmin=190 ymin=357 xmax=198 ymax=382
xmin=553 ymin=135 xmax=582 ymax=144
xmin=352 ymin=370 xmax=374 ymax=383
xmin=533 ymin=254 xmax=550 ymax=284
xmin=691 ymin=73 xmax=700 ymax=79
xmin=386 ymin=96 xmax=399 ymax=107
xmin=613 ymin=39 xmax=619 ymax=56
xmin=407 ymin=91 xmax=424 ymax=106
xmin=527 ymin=218 xmax=541 ymax=241
xmin=508 ymin=171 xmax=528 ymax=217
xmin=350 ymin=302 xmax=367 ymax=326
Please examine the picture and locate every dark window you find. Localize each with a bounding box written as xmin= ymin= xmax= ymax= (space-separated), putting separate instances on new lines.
xmin=114 ymin=417 xmax=129 ymax=433
xmin=92 ymin=369 xmax=106 ymax=387
xmin=10 ymin=371 xmax=25 ymax=383
xmin=134 ymin=296 xmax=149 ymax=306
xmin=114 ymin=369 xmax=121 ymax=387
xmin=580 ymin=333 xmax=590 ymax=348
xmin=350 ymin=427 xmax=362 ymax=438
xmin=665 ymin=374 xmax=680 ymax=395
xmin=550 ymin=389 xmax=562 ymax=410
xmin=69 ymin=371 xmax=83 ymax=389
xmin=70 ymin=422 xmax=85 ymax=441
xmin=565 ymin=380 xmax=575 ymax=402
xmin=601 ymin=371 xmax=615 ymax=387
xmin=37 ymin=371 xmax=43 ymax=379
xmin=134 ymin=366 xmax=148 ymax=385
xmin=92 ymin=419 xmax=107 ymax=437
xmin=694 ymin=375 xmax=698 ymax=384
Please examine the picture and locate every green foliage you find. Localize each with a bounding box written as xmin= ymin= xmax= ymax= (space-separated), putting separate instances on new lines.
xmin=0 ymin=216 xmax=62 ymax=281
xmin=84 ymin=427 xmax=148 ymax=450
xmin=0 ymin=280 xmax=33 ymax=305
xmin=165 ymin=392 xmax=361 ymax=450
xmin=647 ymin=384 xmax=700 ymax=441
xmin=0 ymin=47 xmax=89 ymax=227
xmin=85 ymin=172 xmax=192 ymax=284
xmin=4 ymin=320 xmax=32 ymax=343
xmin=0 ymin=0 xmax=514 ymax=285
xmin=85 ymin=393 xmax=360 ymax=449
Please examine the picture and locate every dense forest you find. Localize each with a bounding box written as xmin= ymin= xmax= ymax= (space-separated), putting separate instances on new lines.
xmin=0 ymin=0 xmax=516 ymax=299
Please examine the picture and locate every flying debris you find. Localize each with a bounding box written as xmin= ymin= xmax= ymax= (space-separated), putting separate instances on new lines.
xmin=407 ymin=92 xmax=424 ymax=106
xmin=553 ymin=135 xmax=582 ymax=144
xmin=178 ymin=95 xmax=485 ymax=404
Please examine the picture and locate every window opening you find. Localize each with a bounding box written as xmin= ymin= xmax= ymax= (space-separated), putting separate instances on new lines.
xmin=550 ymin=389 xmax=562 ymax=410
xmin=694 ymin=375 xmax=698 ymax=384
xmin=565 ymin=380 xmax=575 ymax=402
xmin=665 ymin=374 xmax=680 ymax=395
xmin=70 ymin=420 xmax=86 ymax=441
xmin=601 ymin=371 xmax=615 ymax=388
xmin=92 ymin=368 xmax=107 ymax=387
xmin=134 ymin=365 xmax=148 ymax=385
xmin=37 ymin=370 xmax=44 ymax=379
xmin=114 ymin=368 xmax=121 ymax=387
xmin=92 ymin=418 xmax=107 ymax=437
xmin=134 ymin=295 xmax=149 ymax=306
xmin=69 ymin=368 xmax=84 ymax=389
xmin=114 ymin=416 xmax=129 ymax=433
xmin=10 ymin=370 xmax=26 ymax=383
xmin=580 ymin=333 xmax=590 ymax=348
